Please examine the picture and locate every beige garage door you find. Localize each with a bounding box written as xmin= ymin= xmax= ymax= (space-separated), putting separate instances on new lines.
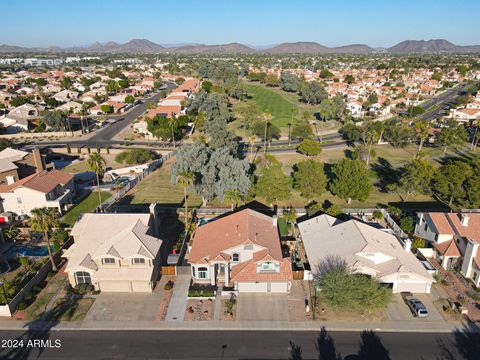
xmin=238 ymin=282 xmax=268 ymax=292
xmin=269 ymin=282 xmax=288 ymax=293
xmin=99 ymin=280 xmax=132 ymax=292
xmin=394 ymin=282 xmax=428 ymax=294
xmin=131 ymin=281 xmax=152 ymax=292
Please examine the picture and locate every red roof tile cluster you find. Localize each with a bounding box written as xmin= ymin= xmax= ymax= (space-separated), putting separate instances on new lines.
xmin=0 ymin=169 xmax=73 ymax=194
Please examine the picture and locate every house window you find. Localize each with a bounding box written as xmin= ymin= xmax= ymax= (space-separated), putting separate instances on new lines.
xmin=244 ymin=244 xmax=253 ymax=250
xmin=132 ymin=258 xmax=145 ymax=264
xmin=197 ymin=267 xmax=208 ymax=279
xmin=16 ymin=197 xmax=22 ymax=204
xmin=74 ymin=271 xmax=91 ymax=284
xmin=261 ymin=262 xmax=275 ymax=271
xmin=232 ymin=253 xmax=240 ymax=262
xmin=424 ymin=224 xmax=428 ymax=231
xmin=103 ymin=258 xmax=115 ymax=264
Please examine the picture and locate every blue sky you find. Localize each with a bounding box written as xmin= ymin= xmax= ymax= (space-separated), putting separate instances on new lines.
xmin=2 ymin=0 xmax=479 ymax=48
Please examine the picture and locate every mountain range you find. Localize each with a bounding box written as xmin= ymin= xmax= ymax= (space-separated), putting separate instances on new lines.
xmin=1 ymin=38 xmax=480 ymax=54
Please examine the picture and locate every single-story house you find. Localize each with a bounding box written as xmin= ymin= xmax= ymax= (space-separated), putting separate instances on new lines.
xmin=298 ymin=214 xmax=434 ymax=293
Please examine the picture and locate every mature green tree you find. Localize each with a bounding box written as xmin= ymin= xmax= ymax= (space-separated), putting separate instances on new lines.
xmin=253 ymin=120 xmax=280 ymax=142
xmin=414 ymin=120 xmax=430 ymax=152
xmin=118 ymin=79 xmax=129 ymax=88
xmin=297 ymin=139 xmax=322 ymax=156
xmin=224 ymin=189 xmax=242 ymax=211
xmin=30 ymin=207 xmax=60 ymax=271
xmin=299 ymin=81 xmax=328 ymax=105
xmin=319 ymin=69 xmax=334 ymax=79
xmin=436 ymin=121 xmax=467 ymax=153
xmin=86 ymin=152 xmax=106 ymax=207
xmin=433 ymin=160 xmax=473 ymax=207
xmin=106 ymin=80 xmax=119 ymax=95
xmin=170 ymin=143 xmax=250 ymax=205
xmin=318 ymin=99 xmax=335 ymax=121
xmin=383 ymin=119 xmax=412 ymax=148
xmin=329 ymin=158 xmax=372 ymax=204
xmin=115 ymin=149 xmax=155 ymax=164
xmin=125 ymin=95 xmax=135 ymax=104
xmin=314 ymin=256 xmax=391 ymax=313
xmin=341 ymin=123 xmax=362 ymax=142
xmin=291 ymin=120 xmax=313 ymax=140
xmin=201 ymin=81 xmax=213 ymax=93
xmin=238 ymin=103 xmax=262 ymax=135
xmin=344 ymin=74 xmax=355 ymax=84
xmin=100 ymin=104 xmax=114 ymax=114
xmin=389 ymin=158 xmax=436 ymax=201
xmin=264 ymin=74 xmax=279 ymax=87
xmin=42 ymin=110 xmax=67 ymax=131
xmin=292 ymin=159 xmax=327 ymax=200
xmin=255 ymin=155 xmax=291 ymax=203
xmin=279 ymin=72 xmax=300 ymax=92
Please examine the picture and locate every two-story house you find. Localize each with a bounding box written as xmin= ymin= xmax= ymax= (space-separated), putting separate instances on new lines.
xmin=0 ymin=147 xmax=46 ymax=185
xmin=0 ymin=169 xmax=74 ymax=216
xmin=415 ymin=212 xmax=480 ymax=286
xmin=63 ymin=210 xmax=163 ymax=292
xmin=188 ymin=209 xmax=293 ymax=293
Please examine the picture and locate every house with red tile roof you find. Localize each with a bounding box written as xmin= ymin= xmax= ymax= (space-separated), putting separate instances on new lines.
xmin=0 ymin=169 xmax=74 ymax=216
xmin=188 ymin=209 xmax=292 ymax=293
xmin=415 ymin=212 xmax=480 ymax=286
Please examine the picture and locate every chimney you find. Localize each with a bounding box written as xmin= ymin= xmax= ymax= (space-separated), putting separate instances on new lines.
xmin=149 ymin=203 xmax=159 ymax=237
xmin=6 ymin=175 xmax=16 ymax=185
xmin=461 ymin=213 xmax=470 ymax=227
xmin=404 ymin=238 xmax=412 ymax=253
xmin=461 ymin=239 xmax=479 ymax=279
xmin=32 ymin=148 xmax=45 ymax=173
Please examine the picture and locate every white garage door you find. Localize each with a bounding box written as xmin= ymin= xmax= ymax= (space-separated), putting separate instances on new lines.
xmin=238 ymin=282 xmax=268 ymax=292
xmin=393 ymin=282 xmax=429 ymax=294
xmin=269 ymin=282 xmax=288 ymax=293
xmin=99 ymin=280 xmax=132 ymax=292
xmin=131 ymin=281 xmax=152 ymax=292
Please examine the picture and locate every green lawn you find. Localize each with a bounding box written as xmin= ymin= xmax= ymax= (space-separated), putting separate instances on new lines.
xmin=61 ymin=191 xmax=112 ymax=226
xmin=246 ymin=83 xmax=298 ymax=128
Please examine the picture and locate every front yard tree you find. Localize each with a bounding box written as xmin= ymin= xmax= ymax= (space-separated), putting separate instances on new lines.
xmin=293 ymin=159 xmax=327 ymax=200
xmin=86 ymin=152 xmax=107 ymax=207
xmin=279 ymin=72 xmax=300 ymax=92
xmin=299 ymin=81 xmax=328 ymax=105
xmin=224 ymin=189 xmax=241 ymax=211
xmin=296 ymin=139 xmax=322 ymax=156
xmin=314 ymin=256 xmax=392 ymax=313
xmin=255 ymin=155 xmax=291 ymax=204
xmin=30 ymin=207 xmax=60 ymax=271
xmin=42 ymin=110 xmax=67 ymax=132
xmin=329 ymin=158 xmax=372 ymax=204
xmin=176 ymin=171 xmax=195 ymax=228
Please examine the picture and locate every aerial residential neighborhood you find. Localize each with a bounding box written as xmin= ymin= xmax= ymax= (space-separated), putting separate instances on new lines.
xmin=0 ymin=1 xmax=480 ymax=359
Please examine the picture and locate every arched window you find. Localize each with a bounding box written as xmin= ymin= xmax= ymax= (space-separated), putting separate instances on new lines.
xmin=197 ymin=267 xmax=208 ymax=279
xmin=232 ymin=253 xmax=240 ymax=262
xmin=74 ymin=271 xmax=91 ymax=284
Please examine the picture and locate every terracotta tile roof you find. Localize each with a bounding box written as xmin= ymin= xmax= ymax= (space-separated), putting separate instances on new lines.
xmin=428 ymin=213 xmax=455 ymax=235
xmin=434 ymin=240 xmax=461 ymax=257
xmin=0 ymin=169 xmax=73 ymax=194
xmin=230 ymin=258 xmax=292 ymax=282
xmin=189 ymin=209 xmax=282 ymax=264
xmin=146 ymin=105 xmax=181 ymax=119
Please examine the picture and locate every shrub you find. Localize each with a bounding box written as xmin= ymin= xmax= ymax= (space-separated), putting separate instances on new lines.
xmin=224 ymin=299 xmax=234 ymax=316
xmin=163 ymin=280 xmax=174 ymax=291
xmin=297 ymin=139 xmax=322 ymax=156
xmin=16 ymin=302 xmax=28 ymax=311
xmin=115 ymin=149 xmax=156 ymax=165
xmin=372 ymin=210 xmax=383 ymax=220
xmin=19 ymin=257 xmax=30 ymax=267
xmin=74 ymin=283 xmax=94 ymax=294
xmin=466 ymin=290 xmax=480 ymax=302
xmin=188 ymin=289 xmax=215 ymax=297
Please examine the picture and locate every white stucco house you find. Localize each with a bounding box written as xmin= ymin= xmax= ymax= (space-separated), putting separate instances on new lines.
xmin=298 ymin=214 xmax=434 ymax=293
xmin=63 ymin=209 xmax=163 ymax=293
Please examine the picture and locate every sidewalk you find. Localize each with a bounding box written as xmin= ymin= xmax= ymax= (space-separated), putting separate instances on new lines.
xmin=0 ymin=318 xmax=469 ymax=333
xmin=164 ymin=274 xmax=190 ymax=321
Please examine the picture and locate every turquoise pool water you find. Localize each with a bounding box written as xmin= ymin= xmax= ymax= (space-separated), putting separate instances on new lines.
xmin=3 ymin=244 xmax=54 ymax=258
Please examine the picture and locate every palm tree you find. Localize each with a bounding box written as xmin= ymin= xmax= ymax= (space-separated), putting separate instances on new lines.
xmin=224 ymin=189 xmax=241 ymax=211
xmin=86 ymin=152 xmax=106 ymax=207
xmin=168 ymin=118 xmax=177 ymax=149
xmin=30 ymin=207 xmax=59 ymax=271
xmin=3 ymin=226 xmax=19 ymax=241
xmin=176 ymin=171 xmax=195 ymax=228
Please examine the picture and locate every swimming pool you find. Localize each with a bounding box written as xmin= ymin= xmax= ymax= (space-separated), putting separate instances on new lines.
xmin=2 ymin=244 xmax=54 ymax=258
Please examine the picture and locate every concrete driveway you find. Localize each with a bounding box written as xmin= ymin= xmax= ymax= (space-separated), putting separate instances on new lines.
xmin=236 ymin=293 xmax=289 ymax=321
xmin=84 ymin=290 xmax=164 ymax=321
xmin=386 ymin=293 xmax=444 ymax=322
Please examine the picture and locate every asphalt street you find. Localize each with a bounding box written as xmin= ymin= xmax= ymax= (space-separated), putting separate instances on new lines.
xmin=0 ymin=329 xmax=471 ymax=359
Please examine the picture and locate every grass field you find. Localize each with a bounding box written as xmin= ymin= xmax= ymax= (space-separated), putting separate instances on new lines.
xmin=246 ymin=83 xmax=298 ymax=128
xmin=118 ymin=159 xmax=203 ymax=207
xmin=61 ymin=191 xmax=112 ymax=226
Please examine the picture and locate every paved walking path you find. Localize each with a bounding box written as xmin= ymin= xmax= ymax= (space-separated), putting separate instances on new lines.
xmin=165 ymin=274 xmax=190 ymax=321
xmin=213 ymin=295 xmax=222 ymax=321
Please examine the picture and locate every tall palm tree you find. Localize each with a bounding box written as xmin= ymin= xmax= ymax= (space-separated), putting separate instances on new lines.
xmin=176 ymin=171 xmax=195 ymax=228
xmin=30 ymin=207 xmax=59 ymax=271
xmin=168 ymin=117 xmax=177 ymax=149
xmin=86 ymin=152 xmax=106 ymax=207
xmin=224 ymin=189 xmax=241 ymax=211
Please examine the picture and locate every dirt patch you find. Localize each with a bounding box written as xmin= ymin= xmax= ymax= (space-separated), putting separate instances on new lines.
xmin=184 ymin=298 xmax=215 ymax=321
xmin=156 ymin=277 xmax=175 ymax=321
xmin=220 ymin=299 xmax=236 ymax=320
xmin=308 ymin=299 xmax=388 ymax=322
